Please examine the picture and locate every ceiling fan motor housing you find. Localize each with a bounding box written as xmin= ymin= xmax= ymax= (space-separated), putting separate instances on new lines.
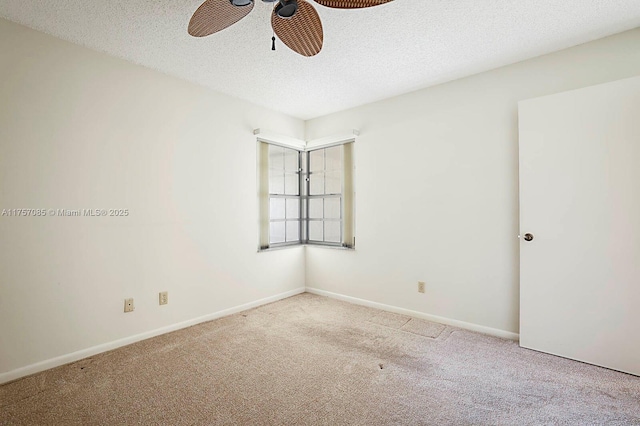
xmin=275 ymin=0 xmax=298 ymax=18
xmin=230 ymin=0 xmax=297 ymax=18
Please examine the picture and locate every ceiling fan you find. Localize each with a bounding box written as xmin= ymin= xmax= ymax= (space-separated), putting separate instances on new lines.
xmin=188 ymin=0 xmax=394 ymax=57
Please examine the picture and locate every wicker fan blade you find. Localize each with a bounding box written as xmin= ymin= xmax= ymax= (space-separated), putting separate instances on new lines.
xmin=312 ymin=0 xmax=393 ymax=9
xmin=272 ymin=0 xmax=323 ymax=57
xmin=188 ymin=0 xmax=254 ymax=37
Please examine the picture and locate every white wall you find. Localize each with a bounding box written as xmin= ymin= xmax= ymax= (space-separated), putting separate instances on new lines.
xmin=305 ymin=29 xmax=640 ymax=335
xmin=0 ymin=18 xmax=305 ymax=378
xmin=2 ymin=16 xmax=640 ymax=381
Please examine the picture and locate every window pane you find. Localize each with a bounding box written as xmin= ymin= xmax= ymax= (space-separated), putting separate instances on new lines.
xmin=270 ymin=222 xmax=286 ymax=244
xmin=325 ymin=221 xmax=341 ymax=243
xmin=324 ymin=198 xmax=341 ymax=219
xmin=286 ymin=199 xmax=300 ymax=219
xmin=269 ymin=171 xmax=284 ymax=194
xmin=285 ymin=173 xmax=299 ymax=195
xmin=269 ymin=145 xmax=284 ymax=170
xmin=284 ymin=149 xmax=298 ymax=172
xmin=309 ymin=172 xmax=325 ymax=195
xmin=309 ymin=221 xmax=323 ymax=241
xmin=309 ymin=198 xmax=323 ymax=219
xmin=286 ymin=221 xmax=300 ymax=242
xmin=325 ymin=146 xmax=343 ymax=171
xmin=309 ymin=149 xmax=324 ymax=172
xmin=325 ymin=171 xmax=342 ymax=194
xmin=270 ymin=198 xmax=285 ymax=220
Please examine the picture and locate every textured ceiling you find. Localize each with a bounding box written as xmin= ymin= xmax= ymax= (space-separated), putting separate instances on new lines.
xmin=1 ymin=0 xmax=639 ymax=120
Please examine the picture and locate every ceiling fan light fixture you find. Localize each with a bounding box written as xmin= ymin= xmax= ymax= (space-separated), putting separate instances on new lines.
xmin=275 ymin=0 xmax=298 ymax=18
xmin=230 ymin=0 xmax=253 ymax=6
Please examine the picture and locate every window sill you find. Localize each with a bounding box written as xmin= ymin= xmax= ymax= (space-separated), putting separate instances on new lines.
xmin=305 ymin=244 xmax=355 ymax=251
xmin=258 ymin=244 xmax=355 ymax=253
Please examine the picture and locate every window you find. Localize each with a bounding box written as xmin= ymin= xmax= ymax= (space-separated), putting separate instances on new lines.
xmin=258 ymin=141 xmax=355 ymax=250
xmin=267 ymin=145 xmax=302 ymax=245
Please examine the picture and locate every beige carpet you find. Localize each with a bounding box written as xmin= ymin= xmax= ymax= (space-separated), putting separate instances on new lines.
xmin=1 ymin=293 xmax=639 ymax=425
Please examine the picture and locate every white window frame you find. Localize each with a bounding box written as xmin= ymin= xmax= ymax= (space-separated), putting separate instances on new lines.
xmin=256 ymin=129 xmax=357 ymax=251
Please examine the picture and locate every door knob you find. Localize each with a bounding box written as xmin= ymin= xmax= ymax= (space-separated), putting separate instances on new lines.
xmin=524 ymin=233 xmax=534 ymax=242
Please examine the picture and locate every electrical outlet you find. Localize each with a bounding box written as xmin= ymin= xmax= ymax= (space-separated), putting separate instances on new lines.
xmin=418 ymin=281 xmax=426 ymax=293
xmin=159 ymin=291 xmax=168 ymax=306
xmin=124 ymin=298 xmax=135 ymax=313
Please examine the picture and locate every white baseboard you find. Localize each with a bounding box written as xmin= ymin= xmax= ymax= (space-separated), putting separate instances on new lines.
xmin=0 ymin=287 xmax=305 ymax=385
xmin=1 ymin=286 xmax=517 ymax=384
xmin=305 ymin=287 xmax=520 ymax=341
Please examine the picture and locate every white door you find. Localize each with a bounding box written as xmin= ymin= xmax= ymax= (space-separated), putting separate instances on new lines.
xmin=519 ymin=76 xmax=640 ymax=376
